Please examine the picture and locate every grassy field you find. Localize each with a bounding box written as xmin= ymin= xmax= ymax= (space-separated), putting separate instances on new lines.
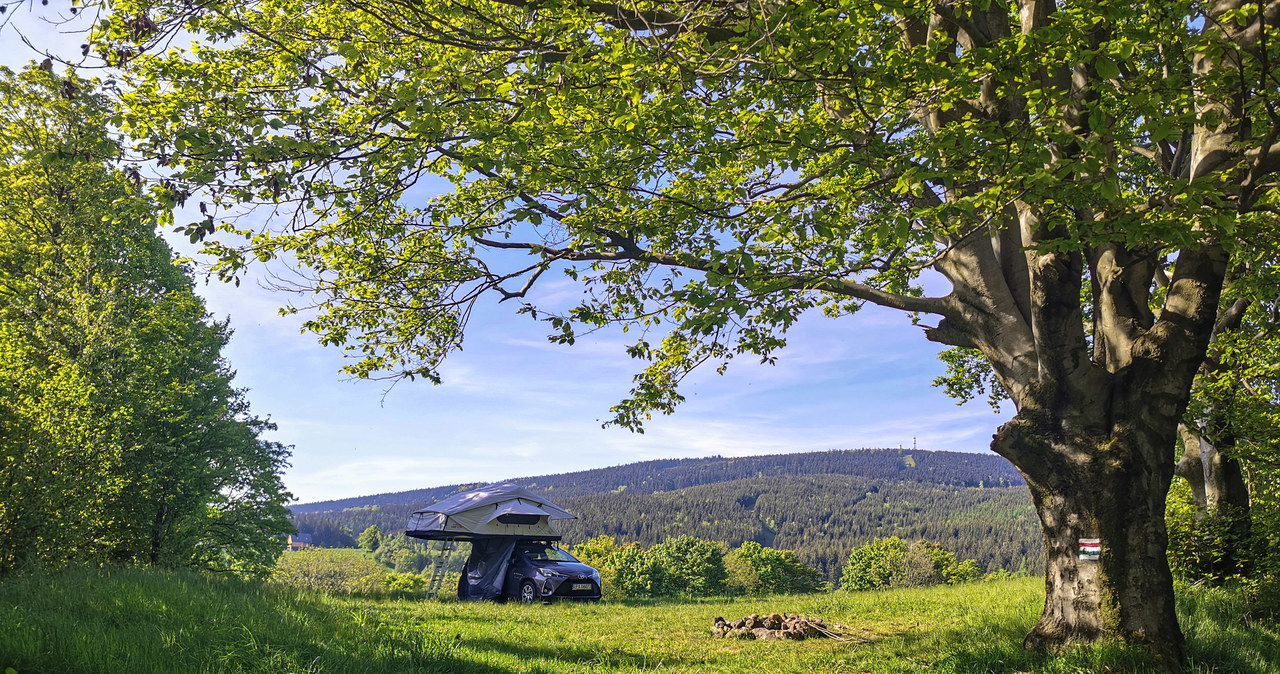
xmin=1 ymin=567 xmax=1276 ymax=673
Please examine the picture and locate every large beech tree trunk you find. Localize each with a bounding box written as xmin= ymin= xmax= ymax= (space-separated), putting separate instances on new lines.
xmin=996 ymin=416 xmax=1183 ymax=664
xmin=945 ymin=240 xmax=1230 ymax=670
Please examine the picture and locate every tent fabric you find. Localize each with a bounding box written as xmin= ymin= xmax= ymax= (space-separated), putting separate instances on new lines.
xmin=404 ymin=482 xmax=576 ymax=541
xmin=418 ymin=483 xmax=574 ymax=519
xmin=460 ymin=539 xmax=517 ymax=600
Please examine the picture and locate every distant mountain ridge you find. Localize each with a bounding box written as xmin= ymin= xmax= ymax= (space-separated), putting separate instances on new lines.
xmin=290 ymin=447 xmax=1025 ymax=513
xmin=290 ymin=449 xmax=1042 ymax=579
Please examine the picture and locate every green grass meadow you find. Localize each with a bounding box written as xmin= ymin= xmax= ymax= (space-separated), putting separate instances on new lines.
xmin=1 ymin=567 xmax=1276 ymax=673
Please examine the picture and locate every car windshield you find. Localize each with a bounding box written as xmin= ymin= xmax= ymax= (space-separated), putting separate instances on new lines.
xmin=519 ymin=545 xmax=577 ymax=562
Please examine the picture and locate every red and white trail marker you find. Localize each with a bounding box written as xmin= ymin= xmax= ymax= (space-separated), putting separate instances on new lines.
xmin=1079 ymin=538 xmax=1101 ymax=561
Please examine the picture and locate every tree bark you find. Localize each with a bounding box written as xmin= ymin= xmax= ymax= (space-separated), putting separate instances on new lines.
xmin=972 ymin=241 xmax=1228 ymax=671
xmin=1175 ymin=424 xmax=1253 ymax=577
xmin=1176 ymin=425 xmax=1251 ymax=516
xmin=996 ymin=416 xmax=1183 ymax=667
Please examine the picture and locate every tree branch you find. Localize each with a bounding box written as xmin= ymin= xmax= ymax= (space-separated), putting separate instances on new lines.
xmin=473 ymin=236 xmax=951 ymax=316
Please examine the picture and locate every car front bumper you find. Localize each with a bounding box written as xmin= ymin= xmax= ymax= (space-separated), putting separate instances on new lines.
xmin=538 ymin=575 xmax=601 ymax=601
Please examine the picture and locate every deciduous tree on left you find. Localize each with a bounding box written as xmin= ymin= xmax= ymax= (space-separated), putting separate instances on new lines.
xmin=0 ymin=64 xmax=293 ymax=576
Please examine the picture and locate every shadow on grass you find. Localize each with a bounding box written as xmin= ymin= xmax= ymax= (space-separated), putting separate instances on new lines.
xmin=878 ymin=593 xmax=1280 ymax=674
xmin=462 ymin=636 xmax=687 ymax=672
xmin=0 ymin=568 xmax=528 ymax=674
xmin=1179 ymin=582 xmax=1280 ymax=674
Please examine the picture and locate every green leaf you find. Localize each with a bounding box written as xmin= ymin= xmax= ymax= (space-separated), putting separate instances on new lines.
xmin=1095 ymin=57 xmax=1120 ymax=80
xmin=1099 ymin=178 xmax=1119 ymax=201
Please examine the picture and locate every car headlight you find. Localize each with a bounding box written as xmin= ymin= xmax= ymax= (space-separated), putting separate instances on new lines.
xmin=541 ymin=569 xmax=566 ymax=578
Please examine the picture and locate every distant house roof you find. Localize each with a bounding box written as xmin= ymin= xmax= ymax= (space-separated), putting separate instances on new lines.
xmin=291 ymin=533 xmax=313 ymax=544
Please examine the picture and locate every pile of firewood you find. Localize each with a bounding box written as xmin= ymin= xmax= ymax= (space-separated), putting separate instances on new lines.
xmin=710 ymin=613 xmax=849 ymax=641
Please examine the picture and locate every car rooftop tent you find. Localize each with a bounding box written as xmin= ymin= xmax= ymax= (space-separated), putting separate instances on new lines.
xmin=405 ymin=482 xmax=577 ymax=600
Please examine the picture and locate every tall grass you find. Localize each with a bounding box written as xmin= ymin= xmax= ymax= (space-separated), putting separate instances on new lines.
xmin=0 ymin=567 xmax=458 ymax=673
xmin=0 ymin=567 xmax=1275 ymax=673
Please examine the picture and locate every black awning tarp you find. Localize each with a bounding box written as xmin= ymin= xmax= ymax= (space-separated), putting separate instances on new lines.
xmin=460 ymin=538 xmax=517 ymax=601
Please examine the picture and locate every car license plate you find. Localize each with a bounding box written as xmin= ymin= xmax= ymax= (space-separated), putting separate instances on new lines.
xmin=572 ymin=583 xmax=592 ymax=591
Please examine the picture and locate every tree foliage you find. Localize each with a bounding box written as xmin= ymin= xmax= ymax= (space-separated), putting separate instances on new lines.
xmin=90 ymin=0 xmax=1280 ymax=659
xmin=357 ymin=525 xmax=383 ymax=553
xmin=0 ymin=65 xmax=293 ymax=576
xmin=725 ymin=541 xmax=825 ymax=595
xmin=93 ymin=0 xmax=1277 ymax=422
xmin=840 ymin=537 xmax=980 ymax=591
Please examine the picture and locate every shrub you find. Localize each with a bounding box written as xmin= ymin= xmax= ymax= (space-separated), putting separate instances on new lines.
xmin=571 ymin=535 xmax=621 ymax=571
xmin=575 ymin=534 xmax=733 ymax=598
xmin=943 ymin=557 xmax=982 ymax=585
xmin=912 ymin=540 xmax=981 ymax=586
xmin=724 ymin=550 xmax=763 ymax=595
xmin=840 ymin=537 xmax=907 ymax=590
xmin=725 ymin=542 xmax=824 ymax=595
xmin=647 ymin=535 xmax=728 ymax=597
xmin=383 ymin=572 xmax=426 ymax=596
xmin=571 ymin=535 xmax=625 ymax=599
xmin=611 ymin=543 xmax=663 ymax=598
xmin=841 ymin=538 xmax=981 ymax=590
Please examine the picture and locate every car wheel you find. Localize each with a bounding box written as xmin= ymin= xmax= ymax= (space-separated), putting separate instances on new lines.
xmin=519 ymin=579 xmax=538 ymax=604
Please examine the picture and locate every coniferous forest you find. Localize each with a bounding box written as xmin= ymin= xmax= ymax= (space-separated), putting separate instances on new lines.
xmin=290 ymin=449 xmax=1043 ymax=579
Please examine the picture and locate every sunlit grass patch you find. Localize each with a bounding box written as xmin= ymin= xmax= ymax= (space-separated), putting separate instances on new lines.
xmin=1 ymin=567 xmax=1276 ymax=673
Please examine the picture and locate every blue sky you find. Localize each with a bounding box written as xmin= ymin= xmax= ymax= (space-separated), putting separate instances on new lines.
xmin=1 ymin=10 xmax=1012 ymax=504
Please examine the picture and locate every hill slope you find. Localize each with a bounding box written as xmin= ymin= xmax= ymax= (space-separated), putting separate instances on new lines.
xmin=292 ymin=448 xmax=1024 ymax=512
xmin=556 ymin=474 xmax=1039 ymax=578
xmin=290 ymin=448 xmax=1041 ymax=576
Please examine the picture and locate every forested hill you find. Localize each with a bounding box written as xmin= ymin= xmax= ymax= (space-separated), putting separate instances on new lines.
xmin=556 ymin=474 xmax=1039 ymax=579
xmin=291 ymin=448 xmax=1024 ymax=514
xmin=290 ymin=449 xmax=1041 ymax=578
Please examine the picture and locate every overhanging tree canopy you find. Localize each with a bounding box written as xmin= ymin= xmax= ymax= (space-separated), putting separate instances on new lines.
xmin=92 ymin=0 xmax=1279 ymax=666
